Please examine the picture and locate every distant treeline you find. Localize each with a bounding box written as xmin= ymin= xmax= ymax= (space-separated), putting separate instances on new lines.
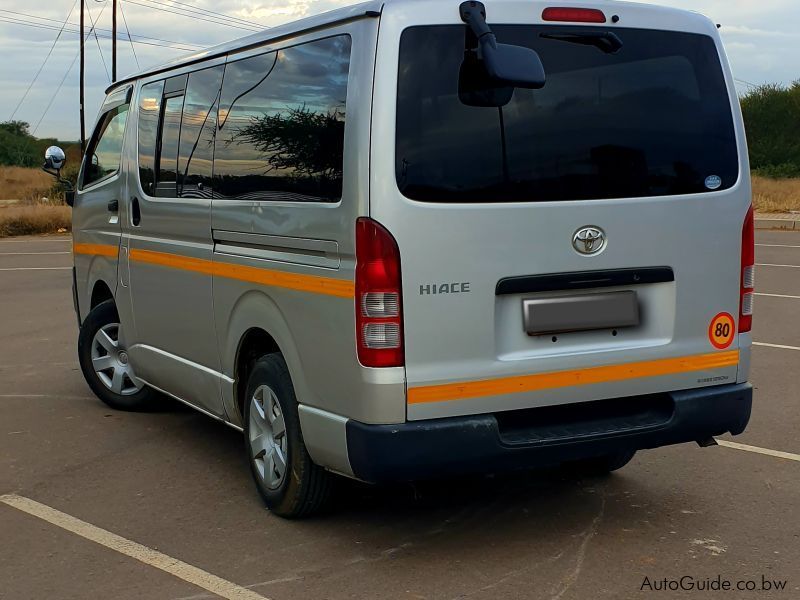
xmin=0 ymin=121 xmax=79 ymax=169
xmin=741 ymin=82 xmax=800 ymax=178
xmin=2 ymin=81 xmax=799 ymax=178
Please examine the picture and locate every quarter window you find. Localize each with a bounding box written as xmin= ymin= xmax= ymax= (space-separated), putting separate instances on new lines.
xmin=82 ymin=105 xmax=128 ymax=188
xmin=214 ymin=35 xmax=352 ymax=202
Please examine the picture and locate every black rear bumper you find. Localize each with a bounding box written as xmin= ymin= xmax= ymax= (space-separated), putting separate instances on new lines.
xmin=346 ymin=383 xmax=752 ymax=483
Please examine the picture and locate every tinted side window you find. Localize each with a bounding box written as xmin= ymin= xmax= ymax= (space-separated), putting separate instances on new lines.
xmin=156 ymin=94 xmax=185 ymax=197
xmin=82 ymin=105 xmax=129 ymax=188
xmin=138 ymin=81 xmax=164 ymax=195
xmin=215 ymin=35 xmax=351 ymax=202
xmin=178 ymin=66 xmax=224 ymax=197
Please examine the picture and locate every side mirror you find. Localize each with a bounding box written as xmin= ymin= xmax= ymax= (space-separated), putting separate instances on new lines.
xmin=458 ymin=1 xmax=546 ymax=107
xmin=481 ymin=40 xmax=546 ymax=90
xmin=42 ymin=145 xmax=75 ymax=206
xmin=459 ymin=52 xmax=515 ymax=107
xmin=44 ymin=146 xmax=66 ymax=173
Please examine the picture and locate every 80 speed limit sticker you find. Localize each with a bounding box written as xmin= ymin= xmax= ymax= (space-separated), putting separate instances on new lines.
xmin=709 ymin=312 xmax=736 ymax=349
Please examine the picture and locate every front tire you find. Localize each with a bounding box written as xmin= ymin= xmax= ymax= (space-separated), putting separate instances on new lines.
xmin=244 ymin=353 xmax=334 ymax=518
xmin=78 ymin=300 xmax=158 ymax=411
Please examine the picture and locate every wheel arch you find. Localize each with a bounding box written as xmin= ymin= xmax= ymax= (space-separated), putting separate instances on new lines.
xmin=235 ymin=328 xmax=282 ymax=421
xmin=222 ymin=290 xmax=309 ymax=424
xmin=90 ymin=279 xmax=115 ymax=309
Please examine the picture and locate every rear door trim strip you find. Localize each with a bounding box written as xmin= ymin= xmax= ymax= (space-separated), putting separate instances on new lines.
xmin=496 ymin=267 xmax=675 ymax=296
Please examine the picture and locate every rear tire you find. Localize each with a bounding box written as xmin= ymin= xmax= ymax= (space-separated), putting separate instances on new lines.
xmin=562 ymin=450 xmax=636 ymax=476
xmin=244 ymin=353 xmax=334 ymax=518
xmin=78 ymin=299 xmax=158 ymax=411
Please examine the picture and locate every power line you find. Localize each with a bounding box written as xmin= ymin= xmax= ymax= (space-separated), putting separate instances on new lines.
xmin=0 ymin=16 xmax=200 ymax=51
xmin=0 ymin=8 xmax=202 ymax=49
xmin=139 ymin=0 xmax=265 ymax=30
xmin=7 ymin=0 xmax=78 ymax=121
xmin=85 ymin=0 xmax=111 ymax=81
xmin=129 ymin=0 xmax=265 ymax=31
xmin=31 ymin=4 xmax=108 ymax=136
xmin=118 ymin=0 xmax=140 ymax=69
xmin=121 ymin=0 xmax=262 ymax=32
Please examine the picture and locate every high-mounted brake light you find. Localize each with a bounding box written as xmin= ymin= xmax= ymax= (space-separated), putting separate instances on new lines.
xmin=739 ymin=206 xmax=755 ymax=333
xmin=542 ymin=7 xmax=607 ymax=23
xmin=355 ymin=218 xmax=404 ymax=368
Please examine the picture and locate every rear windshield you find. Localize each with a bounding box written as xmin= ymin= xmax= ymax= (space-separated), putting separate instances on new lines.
xmin=396 ymin=26 xmax=739 ymax=203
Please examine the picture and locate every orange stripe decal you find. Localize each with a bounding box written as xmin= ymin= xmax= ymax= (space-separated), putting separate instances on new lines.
xmin=407 ymin=350 xmax=740 ymax=405
xmin=128 ymin=248 xmax=354 ymax=298
xmin=212 ymin=260 xmax=355 ymax=298
xmin=129 ymin=249 xmax=215 ymax=277
xmin=73 ymin=243 xmax=119 ymax=258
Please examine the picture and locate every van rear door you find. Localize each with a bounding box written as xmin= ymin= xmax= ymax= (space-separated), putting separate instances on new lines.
xmin=371 ymin=13 xmax=749 ymax=421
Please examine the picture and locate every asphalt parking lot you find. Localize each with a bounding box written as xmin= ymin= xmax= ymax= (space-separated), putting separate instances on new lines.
xmin=1 ymin=232 xmax=799 ymax=600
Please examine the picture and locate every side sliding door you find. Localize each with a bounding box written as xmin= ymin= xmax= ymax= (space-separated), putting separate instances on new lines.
xmin=123 ymin=61 xmax=227 ymax=417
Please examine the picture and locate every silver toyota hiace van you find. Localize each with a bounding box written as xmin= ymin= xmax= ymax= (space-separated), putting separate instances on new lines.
xmin=60 ymin=0 xmax=754 ymax=517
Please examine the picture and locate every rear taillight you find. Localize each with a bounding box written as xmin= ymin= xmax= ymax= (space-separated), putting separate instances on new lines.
xmin=542 ymin=7 xmax=607 ymax=23
xmin=355 ymin=218 xmax=404 ymax=367
xmin=740 ymin=206 xmax=755 ymax=333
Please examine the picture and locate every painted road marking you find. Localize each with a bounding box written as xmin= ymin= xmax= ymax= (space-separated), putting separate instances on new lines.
xmin=756 ymin=244 xmax=800 ymax=248
xmin=756 ymin=293 xmax=800 ymax=300
xmin=0 ymin=394 xmax=88 ymax=400
xmin=756 ymin=263 xmax=800 ymax=268
xmin=753 ymin=342 xmax=800 ymax=352
xmin=0 ymin=252 xmax=71 ymax=255
xmin=0 ymin=239 xmax=71 ymax=243
xmin=717 ymin=440 xmax=800 ymax=463
xmin=0 ymin=267 xmax=71 ymax=271
xmin=0 ymin=495 xmax=269 ymax=600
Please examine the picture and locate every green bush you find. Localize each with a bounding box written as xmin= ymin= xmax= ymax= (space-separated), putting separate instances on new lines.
xmin=741 ymin=82 xmax=800 ymax=179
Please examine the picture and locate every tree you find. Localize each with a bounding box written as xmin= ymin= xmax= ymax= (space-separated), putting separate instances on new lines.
xmin=231 ymin=105 xmax=345 ymax=184
xmin=740 ymin=82 xmax=800 ymax=178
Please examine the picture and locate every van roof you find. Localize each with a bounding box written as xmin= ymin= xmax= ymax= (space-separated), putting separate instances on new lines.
xmin=106 ymin=0 xmax=715 ymax=94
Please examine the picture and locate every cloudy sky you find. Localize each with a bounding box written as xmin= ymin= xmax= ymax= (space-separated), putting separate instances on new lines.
xmin=1 ymin=0 xmax=798 ymax=140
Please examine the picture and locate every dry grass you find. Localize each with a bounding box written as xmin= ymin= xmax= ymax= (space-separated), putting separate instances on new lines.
xmin=752 ymin=176 xmax=800 ymax=213
xmin=0 ymin=205 xmax=71 ymax=238
xmin=0 ymin=166 xmax=56 ymax=203
xmin=0 ymin=166 xmax=71 ymax=237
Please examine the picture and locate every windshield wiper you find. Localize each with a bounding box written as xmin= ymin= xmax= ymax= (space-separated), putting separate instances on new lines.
xmin=540 ymin=30 xmax=623 ymax=54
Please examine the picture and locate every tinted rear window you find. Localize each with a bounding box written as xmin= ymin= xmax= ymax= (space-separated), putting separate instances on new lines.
xmin=396 ymin=26 xmax=739 ymax=203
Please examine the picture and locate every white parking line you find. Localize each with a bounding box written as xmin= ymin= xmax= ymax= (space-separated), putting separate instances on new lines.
xmin=717 ymin=440 xmax=800 ymax=463
xmin=755 ymin=293 xmax=800 ymax=300
xmin=0 ymin=239 xmax=70 ymax=244
xmin=756 ymin=263 xmax=800 ymax=268
xmin=0 ymin=494 xmax=269 ymax=600
xmin=0 ymin=267 xmax=71 ymax=271
xmin=0 ymin=394 xmax=88 ymax=400
xmin=753 ymin=342 xmax=800 ymax=351
xmin=756 ymin=244 xmax=800 ymax=248
xmin=0 ymin=252 xmax=71 ymax=255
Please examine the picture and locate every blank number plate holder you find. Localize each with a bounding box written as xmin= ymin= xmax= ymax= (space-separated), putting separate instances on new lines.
xmin=523 ymin=291 xmax=640 ymax=336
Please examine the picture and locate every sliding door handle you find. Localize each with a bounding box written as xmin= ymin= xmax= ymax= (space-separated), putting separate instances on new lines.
xmin=131 ymin=196 xmax=141 ymax=226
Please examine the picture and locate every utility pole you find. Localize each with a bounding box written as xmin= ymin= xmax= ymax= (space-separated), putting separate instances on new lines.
xmin=80 ymin=0 xmax=86 ymax=152
xmin=112 ymin=0 xmax=117 ymax=82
